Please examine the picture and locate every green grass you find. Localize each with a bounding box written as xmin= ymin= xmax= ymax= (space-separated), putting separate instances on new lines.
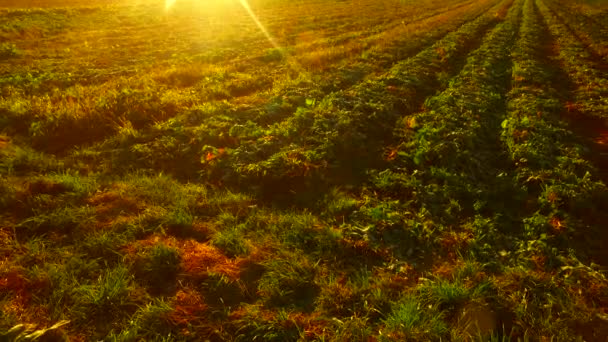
xmin=72 ymin=266 xmax=135 ymax=317
xmin=137 ymin=244 xmax=182 ymax=294
xmin=258 ymin=255 xmax=320 ymax=311
xmin=211 ymin=225 xmax=251 ymax=257
xmin=381 ymin=296 xmax=448 ymax=340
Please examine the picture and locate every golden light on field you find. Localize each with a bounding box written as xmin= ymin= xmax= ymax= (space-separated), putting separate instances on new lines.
xmin=238 ymin=0 xmax=280 ymax=50
xmin=164 ymin=0 xmax=285 ymax=60
xmin=165 ymin=0 xmax=177 ymax=10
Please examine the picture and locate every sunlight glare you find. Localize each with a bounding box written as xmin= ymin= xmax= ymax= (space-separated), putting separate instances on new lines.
xmin=238 ymin=0 xmax=280 ymax=50
xmin=165 ymin=0 xmax=177 ymax=10
xmin=237 ymin=0 xmax=301 ymax=72
xmin=164 ymin=0 xmax=299 ymax=70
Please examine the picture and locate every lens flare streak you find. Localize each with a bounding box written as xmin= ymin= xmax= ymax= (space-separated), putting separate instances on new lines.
xmin=238 ymin=0 xmax=280 ymax=50
xmin=164 ymin=0 xmax=294 ymax=68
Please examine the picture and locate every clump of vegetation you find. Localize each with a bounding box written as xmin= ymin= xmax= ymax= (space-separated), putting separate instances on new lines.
xmin=138 ymin=244 xmax=182 ymax=293
xmin=381 ymin=296 xmax=448 ymax=340
xmin=258 ymin=255 xmax=320 ymax=311
xmin=0 ymin=43 xmax=21 ymax=59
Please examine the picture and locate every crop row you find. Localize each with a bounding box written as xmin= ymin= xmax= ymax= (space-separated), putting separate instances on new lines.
xmin=0 ymin=0 xmax=472 ymax=88
xmin=542 ymin=0 xmax=608 ymax=60
xmin=381 ymin=0 xmax=521 ymax=237
xmin=500 ymin=0 xmax=608 ymax=334
xmin=0 ymin=0 xmax=496 ymax=156
xmin=536 ymin=0 xmax=608 ymax=120
xmin=505 ymin=0 xmax=607 ymax=269
xmin=61 ymin=0 xmax=503 ymax=178
xmin=294 ymin=0 xmax=483 ymax=70
xmin=0 ymin=2 xmax=349 ymax=89
xmin=198 ymin=0 xmax=514 ymax=197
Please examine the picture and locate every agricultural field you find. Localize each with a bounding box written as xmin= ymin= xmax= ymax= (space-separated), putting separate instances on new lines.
xmin=0 ymin=0 xmax=607 ymax=340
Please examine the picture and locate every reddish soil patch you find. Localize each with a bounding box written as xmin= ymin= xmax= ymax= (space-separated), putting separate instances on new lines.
xmin=0 ymin=268 xmax=28 ymax=294
xmin=168 ymin=287 xmax=207 ymax=327
xmin=596 ymin=129 xmax=608 ymax=146
xmin=86 ymin=187 xmax=143 ymax=226
xmin=123 ymin=236 xmax=254 ymax=281
xmin=0 ymin=136 xmax=8 ymax=149
xmin=0 ymin=267 xmax=52 ymax=325
xmin=431 ymin=259 xmax=466 ymax=279
xmin=180 ymin=240 xmax=241 ymax=280
xmin=26 ymin=179 xmax=69 ymax=196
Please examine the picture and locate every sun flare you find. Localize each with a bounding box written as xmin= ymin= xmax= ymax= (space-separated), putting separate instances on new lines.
xmin=165 ymin=0 xmax=177 ymax=10
xmin=238 ymin=0 xmax=280 ymax=50
xmin=163 ymin=0 xmax=285 ymax=62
